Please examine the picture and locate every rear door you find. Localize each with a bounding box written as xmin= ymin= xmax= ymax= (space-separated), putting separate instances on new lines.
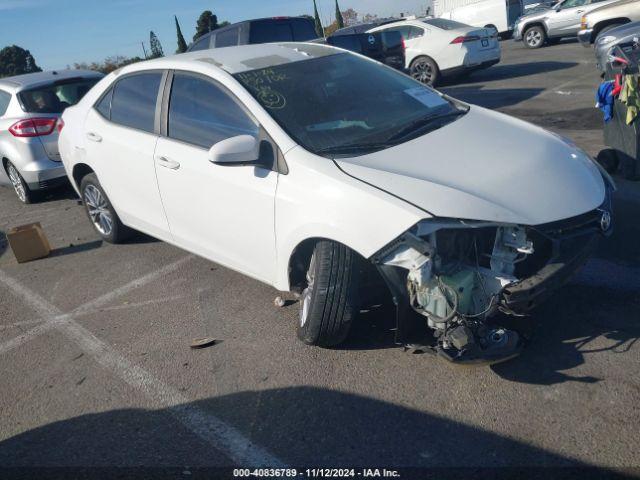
xmin=83 ymin=71 xmax=171 ymax=239
xmin=154 ymin=71 xmax=278 ymax=282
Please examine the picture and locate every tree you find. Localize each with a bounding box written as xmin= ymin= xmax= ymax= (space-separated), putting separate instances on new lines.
xmin=73 ymin=55 xmax=143 ymax=74
xmin=149 ymin=31 xmax=164 ymax=58
xmin=312 ymin=0 xmax=324 ymax=38
xmin=0 ymin=45 xmax=41 ymax=78
xmin=335 ymin=0 xmax=344 ymax=29
xmin=194 ymin=10 xmax=218 ymax=41
xmin=175 ymin=15 xmax=188 ymax=53
xmin=342 ymin=8 xmax=358 ymax=26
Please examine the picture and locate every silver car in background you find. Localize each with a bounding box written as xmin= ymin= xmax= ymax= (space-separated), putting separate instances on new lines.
xmin=514 ymin=0 xmax=619 ymax=49
xmin=593 ymin=21 xmax=640 ymax=71
xmin=0 ymin=70 xmax=102 ymax=203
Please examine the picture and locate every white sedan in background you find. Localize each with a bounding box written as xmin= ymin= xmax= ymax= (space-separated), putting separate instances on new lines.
xmin=59 ymin=43 xmax=612 ymax=366
xmin=368 ymin=17 xmax=501 ymax=86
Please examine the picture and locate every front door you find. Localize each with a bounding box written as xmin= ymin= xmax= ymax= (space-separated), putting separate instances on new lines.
xmin=154 ymin=71 xmax=278 ymax=283
xmin=83 ymin=71 xmax=170 ymax=239
xmin=547 ymin=0 xmax=590 ymax=35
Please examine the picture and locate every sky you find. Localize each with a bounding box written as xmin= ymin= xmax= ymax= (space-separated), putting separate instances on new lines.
xmin=0 ymin=0 xmax=429 ymax=70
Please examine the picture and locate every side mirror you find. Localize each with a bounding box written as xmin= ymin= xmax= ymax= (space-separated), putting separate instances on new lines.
xmin=208 ymin=135 xmax=260 ymax=165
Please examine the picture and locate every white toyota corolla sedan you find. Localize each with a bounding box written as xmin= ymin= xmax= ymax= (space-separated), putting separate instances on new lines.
xmin=59 ymin=43 xmax=613 ymax=365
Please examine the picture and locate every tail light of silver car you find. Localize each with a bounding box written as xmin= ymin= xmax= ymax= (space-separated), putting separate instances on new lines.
xmin=8 ymin=117 xmax=60 ymax=137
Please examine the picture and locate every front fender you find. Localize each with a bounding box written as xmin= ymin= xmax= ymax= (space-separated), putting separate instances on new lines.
xmin=273 ymin=147 xmax=425 ymax=291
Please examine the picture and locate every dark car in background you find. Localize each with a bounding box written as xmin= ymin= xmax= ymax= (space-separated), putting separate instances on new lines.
xmin=187 ymin=17 xmax=318 ymax=51
xmin=326 ymin=30 xmax=406 ymax=71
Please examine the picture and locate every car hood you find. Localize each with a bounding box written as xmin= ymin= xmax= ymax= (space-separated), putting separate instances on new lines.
xmin=518 ymin=7 xmax=553 ymax=21
xmin=334 ymin=107 xmax=605 ymax=225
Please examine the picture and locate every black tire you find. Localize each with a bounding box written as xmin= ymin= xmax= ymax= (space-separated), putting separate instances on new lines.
xmin=5 ymin=161 xmax=34 ymax=204
xmin=297 ymin=240 xmax=360 ymax=347
xmin=409 ymin=56 xmax=440 ymax=86
xmin=523 ymin=26 xmax=546 ymax=49
xmin=80 ymin=173 xmax=131 ymax=243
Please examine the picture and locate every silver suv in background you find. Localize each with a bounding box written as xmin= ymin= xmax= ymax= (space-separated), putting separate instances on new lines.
xmin=514 ymin=0 xmax=619 ymax=48
xmin=578 ymin=0 xmax=640 ymax=46
xmin=0 ymin=70 xmax=102 ymax=203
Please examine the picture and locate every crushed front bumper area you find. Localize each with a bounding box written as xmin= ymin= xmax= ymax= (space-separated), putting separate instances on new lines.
xmin=371 ymin=205 xmax=611 ymax=365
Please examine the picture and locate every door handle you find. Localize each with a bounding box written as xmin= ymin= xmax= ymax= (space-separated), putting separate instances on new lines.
xmin=156 ymin=156 xmax=181 ymax=170
xmin=86 ymin=132 xmax=102 ymax=142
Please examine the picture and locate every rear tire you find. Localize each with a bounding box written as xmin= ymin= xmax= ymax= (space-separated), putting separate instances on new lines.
xmin=409 ymin=56 xmax=440 ymax=86
xmin=6 ymin=161 xmax=34 ymax=204
xmin=523 ymin=26 xmax=546 ymax=49
xmin=80 ymin=173 xmax=131 ymax=244
xmin=297 ymin=240 xmax=360 ymax=347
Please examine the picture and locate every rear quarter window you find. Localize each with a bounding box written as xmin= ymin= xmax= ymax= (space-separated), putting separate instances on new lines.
xmin=0 ymin=90 xmax=10 ymax=116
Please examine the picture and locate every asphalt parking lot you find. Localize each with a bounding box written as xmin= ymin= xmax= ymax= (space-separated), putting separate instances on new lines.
xmin=1 ymin=39 xmax=639 ymax=473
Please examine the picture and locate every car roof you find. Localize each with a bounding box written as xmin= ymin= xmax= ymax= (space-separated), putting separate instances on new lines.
xmin=0 ymin=69 xmax=103 ymax=93
xmin=188 ymin=16 xmax=314 ymax=47
xmin=123 ymin=42 xmax=340 ymax=76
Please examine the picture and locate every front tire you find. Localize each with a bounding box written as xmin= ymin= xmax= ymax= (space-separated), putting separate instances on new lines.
xmin=297 ymin=241 xmax=360 ymax=347
xmin=80 ymin=173 xmax=131 ymax=243
xmin=410 ymin=56 xmax=440 ymax=86
xmin=6 ymin=161 xmax=33 ymax=204
xmin=523 ymin=26 xmax=546 ymax=49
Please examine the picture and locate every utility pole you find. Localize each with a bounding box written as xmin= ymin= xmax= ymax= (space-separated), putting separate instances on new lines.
xmin=141 ymin=41 xmax=148 ymax=59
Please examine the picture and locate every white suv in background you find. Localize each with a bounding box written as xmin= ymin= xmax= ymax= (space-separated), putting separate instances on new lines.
xmin=0 ymin=70 xmax=102 ymax=203
xmin=367 ymin=17 xmax=501 ymax=86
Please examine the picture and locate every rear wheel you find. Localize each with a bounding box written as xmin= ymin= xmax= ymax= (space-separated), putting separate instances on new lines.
xmin=523 ymin=26 xmax=546 ymax=48
xmin=80 ymin=173 xmax=131 ymax=243
xmin=297 ymin=241 xmax=360 ymax=347
xmin=410 ymin=56 xmax=440 ymax=86
xmin=6 ymin=161 xmax=33 ymax=204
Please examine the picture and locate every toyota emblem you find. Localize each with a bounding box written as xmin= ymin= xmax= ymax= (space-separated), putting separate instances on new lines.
xmin=368 ymin=35 xmax=376 ymax=45
xmin=600 ymin=210 xmax=612 ymax=232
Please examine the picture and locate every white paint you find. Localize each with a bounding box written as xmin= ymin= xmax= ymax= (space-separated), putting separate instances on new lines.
xmin=0 ymin=267 xmax=284 ymax=467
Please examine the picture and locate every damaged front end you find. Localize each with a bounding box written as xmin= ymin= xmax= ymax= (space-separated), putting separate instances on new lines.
xmin=372 ymin=203 xmax=612 ymax=365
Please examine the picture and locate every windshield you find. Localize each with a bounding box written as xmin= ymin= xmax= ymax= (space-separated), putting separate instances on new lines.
xmin=19 ymin=78 xmax=98 ymax=114
xmin=234 ymin=53 xmax=465 ymax=157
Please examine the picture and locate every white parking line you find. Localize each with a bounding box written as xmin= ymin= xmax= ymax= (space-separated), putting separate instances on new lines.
xmin=0 ymin=260 xmax=285 ymax=466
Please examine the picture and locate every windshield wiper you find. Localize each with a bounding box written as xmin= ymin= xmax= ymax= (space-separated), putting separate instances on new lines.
xmin=385 ymin=108 xmax=469 ymax=143
xmin=315 ymin=142 xmax=394 ymax=156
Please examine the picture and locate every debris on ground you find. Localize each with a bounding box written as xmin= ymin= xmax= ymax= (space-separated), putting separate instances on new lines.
xmin=274 ymin=296 xmax=286 ymax=307
xmin=189 ymin=337 xmax=217 ymax=349
xmin=6 ymin=222 xmax=51 ymax=263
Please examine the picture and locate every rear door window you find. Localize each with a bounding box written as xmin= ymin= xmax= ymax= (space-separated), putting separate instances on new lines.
xmin=291 ymin=18 xmax=318 ymax=40
xmin=19 ymin=78 xmax=98 ymax=114
xmin=0 ymin=90 xmax=10 ymax=116
xmin=110 ymin=72 xmax=162 ymax=133
xmin=167 ymin=72 xmax=258 ymax=149
xmin=249 ymin=20 xmax=294 ymax=43
xmin=215 ymin=27 xmax=240 ymax=47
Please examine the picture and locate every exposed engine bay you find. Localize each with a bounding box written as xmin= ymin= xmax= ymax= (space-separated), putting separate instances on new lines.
xmin=373 ymin=211 xmax=608 ymax=364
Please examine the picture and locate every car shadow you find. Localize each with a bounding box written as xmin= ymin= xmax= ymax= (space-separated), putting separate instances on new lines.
xmin=440 ymin=85 xmax=545 ymax=109
xmin=449 ymin=60 xmax=579 ymax=85
xmin=0 ymin=386 xmax=621 ymax=471
xmin=36 ymin=183 xmax=79 ymax=203
xmin=49 ymin=240 xmax=103 ymax=258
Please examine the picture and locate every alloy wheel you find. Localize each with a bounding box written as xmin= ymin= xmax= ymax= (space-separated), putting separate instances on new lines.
xmin=526 ymin=30 xmax=543 ymax=48
xmin=411 ymin=60 xmax=434 ymax=84
xmin=299 ymin=252 xmax=316 ymax=327
xmin=7 ymin=164 xmax=27 ymax=203
xmin=84 ymin=184 xmax=113 ymax=236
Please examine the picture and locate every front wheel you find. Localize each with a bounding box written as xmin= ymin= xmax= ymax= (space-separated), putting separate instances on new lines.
xmin=523 ymin=26 xmax=546 ymax=49
xmin=410 ymin=56 xmax=440 ymax=86
xmin=6 ymin=161 xmax=34 ymax=204
xmin=80 ymin=173 xmax=131 ymax=243
xmin=297 ymin=241 xmax=360 ymax=347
